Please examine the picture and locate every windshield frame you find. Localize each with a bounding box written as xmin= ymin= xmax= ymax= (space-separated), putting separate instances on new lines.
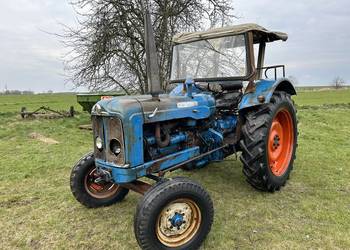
xmin=169 ymin=32 xmax=255 ymax=83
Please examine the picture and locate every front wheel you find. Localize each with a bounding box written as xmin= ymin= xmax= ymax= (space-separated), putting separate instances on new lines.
xmin=134 ymin=177 xmax=214 ymax=250
xmin=240 ymin=91 xmax=298 ymax=192
xmin=70 ymin=152 xmax=129 ymax=208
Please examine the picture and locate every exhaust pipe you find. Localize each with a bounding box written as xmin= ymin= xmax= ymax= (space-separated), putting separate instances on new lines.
xmin=143 ymin=0 xmax=162 ymax=100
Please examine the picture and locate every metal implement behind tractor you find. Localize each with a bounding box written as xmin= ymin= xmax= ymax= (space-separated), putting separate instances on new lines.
xmin=70 ymin=6 xmax=298 ymax=249
xmin=76 ymin=92 xmax=124 ymax=113
xmin=21 ymin=106 xmax=75 ymax=119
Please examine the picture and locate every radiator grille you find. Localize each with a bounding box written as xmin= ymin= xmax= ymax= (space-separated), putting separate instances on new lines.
xmin=92 ymin=116 xmax=125 ymax=165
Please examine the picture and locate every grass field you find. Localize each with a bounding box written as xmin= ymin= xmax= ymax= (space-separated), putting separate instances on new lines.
xmin=1 ymin=89 xmax=350 ymax=249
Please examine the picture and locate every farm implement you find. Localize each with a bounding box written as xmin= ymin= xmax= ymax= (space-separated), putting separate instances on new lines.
xmin=20 ymin=106 xmax=75 ymax=119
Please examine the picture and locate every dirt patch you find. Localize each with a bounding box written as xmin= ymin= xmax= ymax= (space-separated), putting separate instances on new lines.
xmin=79 ymin=124 xmax=92 ymax=131
xmin=0 ymin=196 xmax=40 ymax=208
xmin=29 ymin=132 xmax=59 ymax=145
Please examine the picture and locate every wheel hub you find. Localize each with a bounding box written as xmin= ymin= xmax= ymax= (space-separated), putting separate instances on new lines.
xmin=156 ymin=198 xmax=201 ymax=247
xmin=159 ymin=202 xmax=192 ymax=236
xmin=170 ymin=213 xmax=185 ymax=228
xmin=272 ymin=135 xmax=280 ymax=149
xmin=84 ymin=167 xmax=119 ymax=199
xmin=267 ymin=108 xmax=294 ymax=176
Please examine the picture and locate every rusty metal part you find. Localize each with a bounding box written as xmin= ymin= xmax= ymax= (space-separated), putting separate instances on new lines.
xmin=20 ymin=106 xmax=75 ymax=119
xmin=247 ymin=32 xmax=257 ymax=81
xmin=92 ymin=116 xmax=125 ymax=166
xmin=222 ymin=133 xmax=237 ymax=145
xmin=146 ymin=174 xmax=162 ymax=182
xmin=258 ymin=95 xmax=265 ymax=103
xmin=245 ymin=80 xmax=256 ymax=94
xmin=147 ymin=153 xmax=178 ymax=174
xmin=256 ymin=41 xmax=266 ymax=80
xmin=158 ymin=171 xmax=166 ymax=177
xmin=84 ymin=167 xmax=119 ymax=199
xmin=232 ymin=116 xmax=243 ymax=145
xmin=121 ymin=180 xmax=152 ymax=195
xmin=244 ymin=31 xmax=257 ymax=94
xmin=106 ymin=117 xmax=125 ymax=165
xmin=155 ymin=123 xmax=171 ymax=148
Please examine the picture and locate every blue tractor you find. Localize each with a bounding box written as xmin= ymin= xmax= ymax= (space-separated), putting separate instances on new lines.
xmin=70 ymin=14 xmax=298 ymax=249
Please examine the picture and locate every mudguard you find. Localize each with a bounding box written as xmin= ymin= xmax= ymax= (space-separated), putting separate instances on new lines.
xmin=239 ymin=78 xmax=296 ymax=110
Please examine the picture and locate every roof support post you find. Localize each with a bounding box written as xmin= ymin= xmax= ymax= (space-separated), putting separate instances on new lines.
xmin=245 ymin=32 xmax=257 ymax=93
xmin=257 ymin=41 xmax=266 ymax=80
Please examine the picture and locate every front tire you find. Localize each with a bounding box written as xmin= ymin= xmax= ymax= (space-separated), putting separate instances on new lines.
xmin=134 ymin=177 xmax=214 ymax=250
xmin=70 ymin=152 xmax=129 ymax=208
xmin=240 ymin=91 xmax=298 ymax=192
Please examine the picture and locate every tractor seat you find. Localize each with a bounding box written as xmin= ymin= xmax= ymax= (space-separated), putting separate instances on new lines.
xmin=218 ymin=81 xmax=243 ymax=91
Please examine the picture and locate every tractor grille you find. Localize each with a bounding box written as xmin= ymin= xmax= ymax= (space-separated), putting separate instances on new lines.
xmin=92 ymin=116 xmax=125 ymax=165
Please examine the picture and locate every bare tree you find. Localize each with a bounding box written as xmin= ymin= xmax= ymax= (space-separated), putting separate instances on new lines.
xmin=333 ymin=76 xmax=345 ymax=89
xmin=62 ymin=0 xmax=235 ymax=94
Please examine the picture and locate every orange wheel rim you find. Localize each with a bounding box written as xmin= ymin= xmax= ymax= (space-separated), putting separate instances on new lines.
xmin=268 ymin=108 xmax=294 ymax=176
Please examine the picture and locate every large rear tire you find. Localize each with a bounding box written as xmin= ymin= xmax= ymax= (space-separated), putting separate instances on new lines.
xmin=70 ymin=152 xmax=129 ymax=208
xmin=240 ymin=91 xmax=297 ymax=192
xmin=134 ymin=177 xmax=214 ymax=250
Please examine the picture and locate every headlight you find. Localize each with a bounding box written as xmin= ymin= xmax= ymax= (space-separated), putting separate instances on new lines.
xmin=95 ymin=136 xmax=103 ymax=151
xmin=110 ymin=139 xmax=122 ymax=156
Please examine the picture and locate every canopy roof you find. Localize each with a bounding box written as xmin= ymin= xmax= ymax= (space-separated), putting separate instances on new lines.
xmin=173 ymin=23 xmax=288 ymax=44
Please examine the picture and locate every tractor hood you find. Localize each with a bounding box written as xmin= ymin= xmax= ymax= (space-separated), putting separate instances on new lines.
xmin=92 ymin=93 xmax=216 ymax=124
xmin=91 ymin=93 xmax=215 ymax=168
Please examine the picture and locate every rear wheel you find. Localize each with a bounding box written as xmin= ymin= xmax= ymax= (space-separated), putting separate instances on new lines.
xmin=134 ymin=177 xmax=213 ymax=250
xmin=70 ymin=152 xmax=129 ymax=208
xmin=240 ymin=91 xmax=297 ymax=192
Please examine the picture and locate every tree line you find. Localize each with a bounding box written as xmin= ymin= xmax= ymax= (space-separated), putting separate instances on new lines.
xmin=0 ymin=90 xmax=34 ymax=95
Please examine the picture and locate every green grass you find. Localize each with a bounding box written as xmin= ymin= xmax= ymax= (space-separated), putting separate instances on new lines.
xmin=294 ymin=88 xmax=350 ymax=106
xmin=1 ymin=90 xmax=350 ymax=249
xmin=0 ymin=93 xmax=80 ymax=113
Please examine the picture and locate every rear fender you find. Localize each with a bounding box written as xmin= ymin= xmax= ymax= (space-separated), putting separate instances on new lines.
xmin=239 ymin=78 xmax=296 ymax=110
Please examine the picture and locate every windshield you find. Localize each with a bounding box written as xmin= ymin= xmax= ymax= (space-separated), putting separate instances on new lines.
xmin=170 ymin=35 xmax=247 ymax=81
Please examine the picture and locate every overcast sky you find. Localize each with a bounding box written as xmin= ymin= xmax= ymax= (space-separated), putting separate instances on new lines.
xmin=0 ymin=0 xmax=349 ymax=92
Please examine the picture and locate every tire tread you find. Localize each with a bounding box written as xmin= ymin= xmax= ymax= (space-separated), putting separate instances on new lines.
xmin=240 ymin=91 xmax=298 ymax=192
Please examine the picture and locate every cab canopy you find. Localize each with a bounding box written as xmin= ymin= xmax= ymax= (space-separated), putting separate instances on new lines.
xmin=172 ymin=23 xmax=288 ymax=45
